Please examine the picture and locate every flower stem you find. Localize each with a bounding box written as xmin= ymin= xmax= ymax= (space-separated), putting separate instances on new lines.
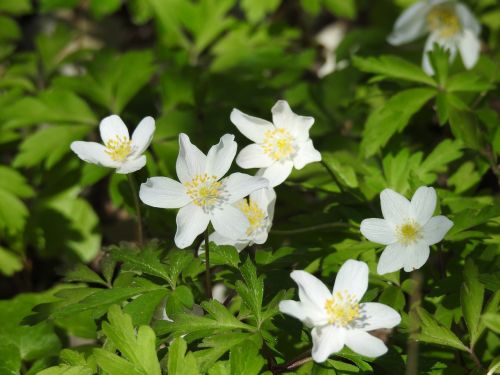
xmin=204 ymin=229 xmax=212 ymax=299
xmin=271 ymin=222 xmax=350 ymax=235
xmin=127 ymin=174 xmax=143 ymax=246
xmin=405 ymin=271 xmax=423 ymax=375
xmin=270 ymin=352 xmax=312 ymax=374
xmin=320 ymin=160 xmax=345 ymax=193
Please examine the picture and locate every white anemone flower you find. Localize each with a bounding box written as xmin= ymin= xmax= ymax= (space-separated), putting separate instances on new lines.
xmin=230 ymin=100 xmax=322 ymax=187
xmin=387 ymin=0 xmax=481 ymax=75
xmin=201 ymin=187 xmax=276 ymax=252
xmin=139 ymin=133 xmax=269 ymax=249
xmin=279 ymin=260 xmax=401 ymax=362
xmin=70 ymin=115 xmax=155 ymax=174
xmin=360 ymin=186 xmax=453 ymax=275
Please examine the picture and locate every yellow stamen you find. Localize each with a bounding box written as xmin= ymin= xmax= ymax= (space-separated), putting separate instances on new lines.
xmin=105 ymin=135 xmax=132 ymax=161
xmin=236 ymin=199 xmax=266 ymax=235
xmin=262 ymin=128 xmax=296 ymax=161
xmin=427 ymin=5 xmax=461 ymax=38
xmin=324 ymin=291 xmax=360 ymax=327
xmin=397 ymin=220 xmax=421 ymax=245
xmin=184 ymin=174 xmax=223 ymax=208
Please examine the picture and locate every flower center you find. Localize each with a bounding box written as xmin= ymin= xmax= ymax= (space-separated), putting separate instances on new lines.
xmin=236 ymin=199 xmax=266 ymax=236
xmin=427 ymin=5 xmax=461 ymax=38
xmin=262 ymin=128 xmax=296 ymax=161
xmin=324 ymin=291 xmax=360 ymax=327
xmin=105 ymin=135 xmax=132 ymax=161
xmin=184 ymin=174 xmax=224 ymax=209
xmin=397 ymin=220 xmax=422 ymax=245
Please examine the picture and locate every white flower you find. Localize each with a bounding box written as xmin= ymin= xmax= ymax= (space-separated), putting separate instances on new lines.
xmin=387 ymin=0 xmax=481 ymax=75
xmin=70 ymin=115 xmax=155 ymax=174
xmin=230 ymin=100 xmax=322 ymax=187
xmin=360 ymin=186 xmax=453 ymax=275
xmin=315 ymin=22 xmax=348 ymax=78
xmin=201 ymin=187 xmax=276 ymax=252
xmin=139 ymin=133 xmax=269 ymax=249
xmin=279 ymin=260 xmax=401 ymax=363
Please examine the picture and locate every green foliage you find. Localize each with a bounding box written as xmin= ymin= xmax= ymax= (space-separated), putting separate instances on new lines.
xmin=0 ymin=0 xmax=498 ymax=374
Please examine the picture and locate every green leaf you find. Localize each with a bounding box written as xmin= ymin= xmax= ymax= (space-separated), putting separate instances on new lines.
xmin=110 ymin=247 xmax=173 ymax=286
xmin=241 ymin=0 xmax=280 ymax=22
xmin=353 ymin=55 xmax=435 ymax=85
xmin=209 ymin=243 xmax=240 ymax=268
xmin=101 ymin=305 xmax=161 ymax=375
xmin=64 ymin=264 xmax=108 ymax=287
xmin=413 ymin=307 xmax=468 ymax=351
xmin=235 ymin=258 xmax=264 ymax=325
xmin=0 ymin=166 xmax=34 ymax=198
xmin=461 ymin=259 xmax=485 ymax=347
xmin=0 ymin=188 xmax=28 ymax=233
xmin=124 ymin=289 xmax=168 ymax=326
xmin=0 ymin=0 xmax=31 ymax=14
xmin=89 ymin=0 xmax=122 ymax=18
xmin=165 ymin=285 xmax=194 ymax=317
xmin=322 ymin=152 xmax=358 ymax=188
xmin=13 ymin=125 xmax=90 ymax=168
xmin=0 ymin=246 xmax=23 ymax=276
xmin=448 ymin=107 xmax=482 ymax=150
xmin=416 ymin=139 xmax=463 ymax=184
xmin=0 ymin=89 xmax=96 ymax=129
xmin=229 ymin=340 xmax=265 ymax=375
xmin=428 ymin=43 xmax=449 ymax=86
xmin=361 ymin=88 xmax=436 ymax=157
xmin=167 ymin=337 xmax=201 ymax=375
xmin=482 ymin=313 xmax=500 ymax=334
xmin=324 ymin=0 xmax=356 ymax=19
xmin=447 ymin=72 xmax=492 ymax=92
xmin=379 ymin=285 xmax=405 ymax=311
xmin=94 ymin=349 xmax=144 ymax=375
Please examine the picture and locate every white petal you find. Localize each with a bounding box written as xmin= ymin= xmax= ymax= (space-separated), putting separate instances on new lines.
xmin=344 ymin=330 xmax=388 ymax=358
xmin=116 ymin=155 xmax=147 ymax=174
xmin=223 ymin=172 xmax=269 ymax=204
xmin=175 ymin=203 xmax=209 ymax=249
xmin=70 ymin=141 xmax=118 ymax=168
xmin=279 ymin=300 xmax=325 ymax=328
xmin=130 ymin=116 xmax=155 ymax=157
xmin=290 ymin=270 xmax=331 ymax=311
xmin=99 ymin=115 xmax=129 ymax=144
xmin=236 ymin=144 xmax=274 ymax=169
xmin=293 ymin=139 xmax=322 ymax=170
xmin=455 ymin=3 xmax=481 ymax=36
xmin=422 ymin=215 xmax=453 ymax=245
xmin=271 ymin=100 xmax=314 ymax=141
xmin=380 ymin=189 xmax=410 ymax=225
xmin=211 ymin=204 xmax=248 ymax=241
xmin=258 ymin=160 xmax=294 ymax=188
xmin=251 ymin=187 xmax=277 ymax=223
xmin=333 ymin=260 xmax=368 ymax=302
xmin=359 ymin=302 xmax=401 ymax=331
xmin=403 ymin=241 xmax=430 ymax=272
xmin=387 ymin=1 xmax=430 ymax=45
xmin=458 ymin=29 xmax=481 ymax=69
xmin=360 ymin=218 xmax=396 ymax=245
xmin=377 ymin=243 xmax=407 ymax=275
xmin=230 ymin=108 xmax=274 ymax=143
xmin=206 ymin=134 xmax=237 ymax=179
xmin=410 ymin=186 xmax=436 ymax=225
xmin=311 ymin=326 xmax=345 ymax=363
xmin=176 ymin=133 xmax=207 ymax=183
xmin=139 ymin=177 xmax=190 ymax=209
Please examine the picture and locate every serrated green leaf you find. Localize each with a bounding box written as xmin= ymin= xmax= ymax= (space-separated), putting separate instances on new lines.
xmin=64 ymin=264 xmax=108 ymax=287
xmin=235 ymin=258 xmax=264 ymax=325
xmin=461 ymin=259 xmax=485 ymax=347
xmin=361 ymin=88 xmax=436 ymax=157
xmin=353 ymin=55 xmax=435 ymax=85
xmin=414 ymin=307 xmax=468 ymax=351
xmin=167 ymin=337 xmax=201 ymax=375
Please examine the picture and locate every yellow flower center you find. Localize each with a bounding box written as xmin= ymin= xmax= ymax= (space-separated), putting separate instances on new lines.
xmin=397 ymin=220 xmax=422 ymax=245
xmin=427 ymin=5 xmax=461 ymax=38
xmin=105 ymin=135 xmax=132 ymax=161
xmin=184 ymin=174 xmax=224 ymax=209
xmin=262 ymin=128 xmax=296 ymax=161
xmin=236 ymin=199 xmax=266 ymax=236
xmin=324 ymin=291 xmax=360 ymax=327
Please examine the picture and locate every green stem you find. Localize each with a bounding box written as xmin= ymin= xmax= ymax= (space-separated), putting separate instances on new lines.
xmin=127 ymin=174 xmax=143 ymax=246
xmin=204 ymin=229 xmax=212 ymax=299
xmin=320 ymin=160 xmax=345 ymax=193
xmin=271 ymin=222 xmax=350 ymax=235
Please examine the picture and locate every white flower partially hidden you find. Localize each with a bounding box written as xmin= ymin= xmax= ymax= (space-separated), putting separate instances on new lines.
xmin=201 ymin=187 xmax=276 ymax=252
xmin=139 ymin=133 xmax=269 ymax=249
xmin=360 ymin=186 xmax=453 ymax=275
xmin=71 ymin=115 xmax=155 ymax=174
xmin=230 ymin=100 xmax=322 ymax=187
xmin=387 ymin=0 xmax=481 ymax=75
xmin=279 ymin=260 xmax=401 ymax=363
